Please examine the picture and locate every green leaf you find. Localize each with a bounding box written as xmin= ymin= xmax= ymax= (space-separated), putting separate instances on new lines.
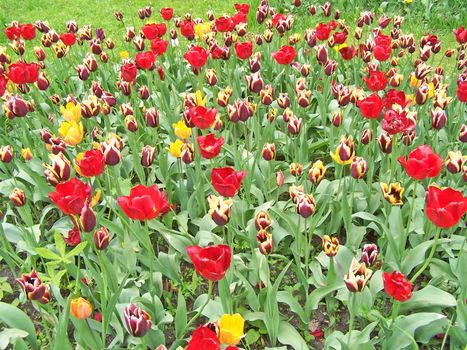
xmin=65 ymin=241 xmax=88 ymax=259
xmin=399 ymin=285 xmax=456 ymax=313
xmin=0 ymin=328 xmax=29 ymax=350
xmin=277 ymin=321 xmax=308 ymax=350
xmin=34 ymin=248 xmax=61 ymax=261
xmin=0 ymin=302 xmax=39 ymax=350
xmin=175 ymin=292 xmax=187 ymax=338
xmin=54 ymin=231 xmax=66 ymax=257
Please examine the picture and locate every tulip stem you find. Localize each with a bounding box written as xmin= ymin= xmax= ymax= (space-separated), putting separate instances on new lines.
xmin=347 ymin=293 xmax=356 ymax=347
xmin=410 ymin=227 xmax=441 ymax=283
xmin=391 ymin=300 xmax=400 ymax=323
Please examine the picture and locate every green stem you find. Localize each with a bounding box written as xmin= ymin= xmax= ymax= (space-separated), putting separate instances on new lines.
xmin=410 ymin=227 xmax=441 ymax=283
xmin=391 ymin=300 xmax=400 ymax=323
xmin=347 ymin=293 xmax=355 ymax=347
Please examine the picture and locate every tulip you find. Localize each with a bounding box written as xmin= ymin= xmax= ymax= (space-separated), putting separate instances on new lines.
xmin=296 ymin=193 xmax=316 ymax=218
xmin=380 ymin=182 xmax=404 ymax=206
xmin=49 ymin=178 xmax=92 ymax=215
xmin=168 ymin=140 xmax=184 ymax=158
xmin=219 ymin=313 xmax=245 ymax=345
xmin=255 ymin=210 xmax=272 ymax=231
xmin=377 ymin=133 xmax=393 ymax=153
xmin=61 ymin=102 xmax=82 ymax=123
xmin=144 ymin=107 xmax=159 ymax=128
xmin=58 ymin=121 xmax=84 ymax=146
xmin=186 ymin=326 xmax=220 ymax=350
xmin=181 ymin=143 xmax=195 ymax=164
xmin=173 ymin=120 xmax=192 ymax=139
xmin=360 ymin=129 xmax=373 ymax=145
xmin=64 ymin=226 xmax=81 ymax=247
xmin=358 ymin=94 xmax=383 ymax=119
xmin=322 ymin=235 xmax=339 ymax=257
xmin=124 ymin=304 xmax=152 ymax=337
xmin=21 ymin=148 xmax=32 ymax=161
xmin=430 ymin=108 xmax=447 ymax=130
xmin=197 ymin=134 xmax=224 ymax=159
xmin=344 ymin=258 xmax=373 ymax=292
xmin=9 ymin=188 xmax=26 ymax=207
xmin=425 ymin=185 xmax=467 ymax=229
xmin=289 ymin=162 xmax=303 ymax=177
xmin=276 ymin=171 xmax=285 ymax=187
xmin=272 ymin=45 xmax=296 ymax=65
xmin=117 ymin=184 xmax=170 ymax=221
xmin=141 ymin=145 xmax=156 ymax=167
xmin=383 ymin=271 xmax=412 ymax=302
xmin=363 ymin=69 xmax=387 ymax=91
xmin=445 ymin=151 xmax=465 ymax=174
xmin=277 ymin=93 xmax=290 ymax=108
xmin=208 ymin=195 xmax=232 ymax=226
xmin=211 ymin=167 xmax=246 ymax=197
xmin=94 ymin=226 xmax=110 ymax=250
xmin=43 ymin=153 xmax=71 ymax=186
xmin=16 ymin=269 xmax=48 ymax=302
xmin=350 ymin=157 xmax=368 ymax=179
xmin=81 ymin=96 xmax=100 ymax=118
xmin=261 ymin=143 xmax=276 ymax=161
xmin=397 ymin=145 xmax=442 ymax=180
xmin=308 ymin=160 xmax=326 ymax=184
xmin=70 ymin=297 xmax=92 ymax=319
xmin=330 ymin=136 xmax=355 ymax=165
xmin=74 ymin=149 xmax=105 ymax=178
xmin=360 ymin=244 xmax=378 ymax=267
xmin=186 ymin=245 xmax=231 ymax=281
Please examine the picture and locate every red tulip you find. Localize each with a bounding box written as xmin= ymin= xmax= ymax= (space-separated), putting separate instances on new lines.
xmin=339 ymin=45 xmax=356 ymax=60
xmin=141 ymin=23 xmax=167 ymax=40
xmin=160 ymin=8 xmax=174 ymax=21
xmin=117 ymin=184 xmax=170 ymax=221
xmin=215 ymin=16 xmax=235 ymax=33
xmin=272 ymin=45 xmax=296 ymax=65
xmin=7 ymin=62 xmax=39 ymax=85
xmin=135 ymin=51 xmax=156 ymax=70
xmin=453 ymin=26 xmax=467 ymax=44
xmin=4 ymin=26 xmax=21 ymax=40
xmin=457 ymin=81 xmax=467 ymax=103
xmin=211 ymin=167 xmax=246 ymax=197
xmin=16 ymin=269 xmax=47 ymax=302
xmin=383 ymin=271 xmax=412 ymax=302
xmin=316 ymin=23 xmax=331 ymax=40
xmin=357 ymin=94 xmax=383 ymax=119
xmin=397 ymin=145 xmax=442 ymax=180
xmin=49 ymin=178 xmax=92 ymax=215
xmin=234 ymin=3 xmax=250 ymax=14
xmin=121 ymin=62 xmax=137 ymax=82
xmin=189 ymin=106 xmax=218 ymax=129
xmin=180 ymin=20 xmax=195 ymax=40
xmin=364 ymin=70 xmax=387 ymax=91
xmin=184 ymin=46 xmax=209 ymax=68
xmin=0 ymin=74 xmax=7 ymax=97
xmin=19 ymin=24 xmax=36 ymax=40
xmin=197 ymin=134 xmax=224 ymax=159
xmin=186 ymin=326 xmax=221 ymax=350
xmin=60 ymin=32 xmax=76 ymax=46
xmin=382 ymin=109 xmax=411 ymax=135
xmin=374 ymin=44 xmax=392 ymax=61
xmin=234 ymin=41 xmax=253 ymax=60
xmin=150 ymin=38 xmax=168 ymax=55
xmin=186 ymin=245 xmax=231 ymax=281
xmin=384 ymin=89 xmax=408 ymax=109
xmin=425 ymin=185 xmax=467 ymax=229
xmin=74 ymin=149 xmax=105 ymax=178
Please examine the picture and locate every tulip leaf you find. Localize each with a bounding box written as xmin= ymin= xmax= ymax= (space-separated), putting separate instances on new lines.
xmin=174 ymin=292 xmax=187 ymax=338
xmin=0 ymin=302 xmax=39 ymax=350
xmin=277 ymin=321 xmax=308 ymax=350
xmin=0 ymin=328 xmax=29 ymax=350
xmin=399 ymin=285 xmax=456 ymax=313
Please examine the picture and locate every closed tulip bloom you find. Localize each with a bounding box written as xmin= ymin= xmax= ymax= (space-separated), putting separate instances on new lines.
xmin=276 ymin=170 xmax=285 ymax=187
xmin=445 ymin=151 xmax=465 ymax=174
xmin=208 ymin=195 xmax=232 ymax=226
xmin=397 ymin=145 xmax=442 ymax=180
xmin=257 ymin=230 xmax=274 ymax=255
xmin=9 ymin=188 xmax=26 ymax=207
xmin=383 ymin=271 xmax=412 ymax=302
xmin=44 ymin=153 xmax=71 ymax=186
xmin=117 ymin=184 xmax=170 ymax=221
xmin=184 ymin=45 xmax=209 ymax=68
xmin=94 ymin=226 xmax=110 ymax=250
xmin=344 ymin=258 xmax=373 ymax=292
xmin=21 ymin=148 xmax=32 ymax=161
xmin=360 ymin=244 xmax=379 ymax=267
xmin=296 ymin=193 xmax=316 ymax=218
xmin=322 ymin=235 xmax=339 ymax=257
xmin=358 ymin=94 xmax=383 ymax=119
xmin=255 ymin=210 xmax=272 ymax=230
xmin=289 ymin=162 xmax=303 ymax=176
xmin=425 ymin=185 xmax=467 ymax=229
xmin=74 ymin=149 xmax=105 ymax=177
xmin=60 ymin=102 xmax=81 ymax=122
xmin=377 ymin=133 xmax=393 ymax=153
xmin=330 ymin=136 xmax=355 ymax=165
xmin=234 ymin=41 xmax=253 ymax=59
xmin=189 ymin=106 xmax=218 ymax=129
xmin=261 ymin=143 xmax=276 ymax=161
xmin=141 ymin=145 xmax=156 ymax=167
xmin=211 ymin=167 xmax=246 ymax=197
xmin=16 ymin=269 xmax=47 ymax=301
xmin=186 ymin=245 xmax=232 ymax=281
xmin=219 ymin=313 xmax=245 ymax=345
xmin=380 ymin=182 xmax=404 ymax=206
xmin=350 ymin=156 xmax=368 ymax=179
xmin=173 ymin=120 xmax=192 ymax=139
xmin=124 ymin=304 xmax=152 ymax=337
xmin=70 ymin=297 xmax=92 ymax=319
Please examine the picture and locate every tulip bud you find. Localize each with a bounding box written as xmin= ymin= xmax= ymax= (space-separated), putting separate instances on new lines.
xmin=324 ymin=60 xmax=337 ymax=76
xmin=80 ymin=202 xmax=96 ymax=233
xmin=207 ymin=195 xmax=232 ymax=226
xmin=344 ymin=258 xmax=373 ymax=292
xmin=71 ymin=297 xmax=92 ymax=319
xmin=205 ymin=68 xmax=217 ymax=86
xmin=287 ymin=116 xmax=303 ymax=136
xmin=261 ymin=143 xmax=276 ymax=161
xmin=430 ymin=108 xmax=447 ymax=130
xmin=445 ymin=151 xmax=465 ymax=174
xmin=249 ymin=52 xmax=261 ymax=73
xmin=124 ymin=304 xmax=152 ymax=337
xmin=257 ymin=230 xmax=274 ymax=255
xmin=401 ymin=130 xmax=416 ymax=146
xmin=101 ymin=141 xmax=121 ymax=166
xmin=138 ymin=85 xmax=150 ymax=100
xmin=460 ymin=125 xmax=467 ymax=143
xmin=296 ymin=193 xmax=316 ymax=218
xmin=308 ymin=5 xmax=316 ymax=15
xmin=289 ymin=184 xmax=304 ymax=203
xmin=143 ymin=107 xmax=159 ymax=128
xmin=217 ymin=87 xmax=232 ymax=107
xmin=260 ymin=84 xmax=274 ymax=105
xmin=297 ymin=90 xmax=312 ymax=108
xmin=360 ymin=129 xmax=373 ymax=145
xmin=415 ymin=82 xmax=429 ymax=105
xmin=377 ymin=133 xmax=393 ymax=154
xmin=0 ymin=145 xmax=13 ymax=163
xmin=350 ymin=156 xmax=368 ymax=179
xmin=81 ymin=96 xmax=100 ymax=118
xmin=308 ymin=160 xmax=326 ymax=184
xmin=181 ymin=143 xmax=194 ymax=164
xmin=124 ymin=115 xmax=138 ymax=132
xmin=315 ymin=44 xmax=328 ymax=65
xmin=276 ymin=171 xmax=285 ymax=187
xmin=277 ymin=93 xmax=290 ymax=109
xmin=301 ymin=64 xmax=311 ymax=77
xmin=266 ymin=108 xmax=278 ymax=123
xmin=331 ymin=109 xmax=343 ymax=127
xmin=360 ymin=244 xmax=378 ymax=267
xmin=141 ymin=145 xmax=156 ymax=167
xmin=9 ymin=188 xmax=26 ymax=207
xmin=255 ymin=210 xmax=272 ymax=231
xmin=94 ymin=227 xmax=110 ymax=250
xmin=245 ymin=72 xmax=264 ymax=93
xmin=322 ymin=235 xmax=339 ymax=257
xmin=34 ymin=46 xmax=46 ymax=61
xmin=21 ymin=148 xmax=33 ymax=161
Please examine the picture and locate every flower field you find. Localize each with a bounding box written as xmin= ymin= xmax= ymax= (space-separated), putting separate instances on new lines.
xmin=0 ymin=1 xmax=466 ymax=349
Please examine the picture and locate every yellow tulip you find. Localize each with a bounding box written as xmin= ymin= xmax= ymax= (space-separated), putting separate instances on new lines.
xmin=58 ymin=121 xmax=84 ymax=146
xmin=60 ymin=102 xmax=81 ymax=122
xmin=219 ymin=313 xmax=244 ymax=345
xmin=173 ymin=120 xmax=192 ymax=139
xmin=195 ymin=90 xmax=206 ymax=107
xmin=120 ymin=50 xmax=130 ymax=60
xmin=168 ymin=139 xmax=184 ymax=158
xmin=195 ymin=22 xmax=211 ymax=39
